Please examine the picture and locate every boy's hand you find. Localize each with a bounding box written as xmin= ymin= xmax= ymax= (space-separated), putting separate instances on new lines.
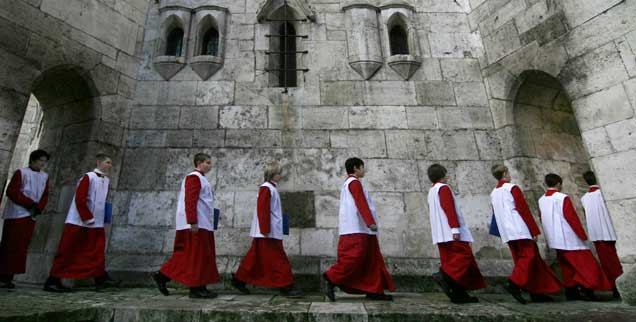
xmin=533 ymin=235 xmax=538 ymax=242
xmin=190 ymin=224 xmax=199 ymax=233
xmin=452 ymin=233 xmax=460 ymax=241
xmin=368 ymin=224 xmax=378 ymax=232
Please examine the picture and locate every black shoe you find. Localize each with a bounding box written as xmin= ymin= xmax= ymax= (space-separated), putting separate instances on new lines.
xmin=451 ymin=294 xmax=479 ymax=304
xmin=95 ymin=276 xmax=122 ymax=292
xmin=613 ymin=287 xmax=621 ymax=299
xmin=366 ymin=293 xmax=393 ymax=301
xmin=231 ymin=274 xmax=250 ymax=295
xmin=322 ymin=273 xmax=336 ymax=302
xmin=153 ymin=273 xmax=170 ymax=296
xmin=530 ymin=294 xmax=554 ymax=302
xmin=43 ymin=277 xmax=71 ymax=293
xmin=565 ymin=286 xmax=584 ymax=301
xmin=504 ymin=281 xmax=527 ymax=304
xmin=0 ymin=282 xmax=15 ymax=289
xmin=578 ymin=286 xmax=600 ymax=301
xmin=189 ymin=287 xmax=217 ymax=299
xmin=280 ymin=285 xmax=304 ymax=298
xmin=432 ymin=272 xmax=453 ymax=301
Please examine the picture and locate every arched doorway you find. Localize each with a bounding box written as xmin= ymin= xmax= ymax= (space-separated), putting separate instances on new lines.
xmin=506 ymin=70 xmax=591 ymax=218
xmin=1 ymin=65 xmax=107 ymax=283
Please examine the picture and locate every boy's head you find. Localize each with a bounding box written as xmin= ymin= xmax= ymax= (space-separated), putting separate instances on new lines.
xmin=95 ymin=153 xmax=113 ymax=174
xmin=264 ymin=162 xmax=283 ymax=182
xmin=194 ymin=153 xmax=213 ymax=173
xmin=582 ymin=171 xmax=597 ymax=186
xmin=491 ymin=164 xmax=510 ymax=181
xmin=427 ymin=164 xmax=447 ymax=183
xmin=544 ymin=173 xmax=562 ymax=190
xmin=345 ymin=157 xmax=365 ymax=178
xmin=29 ymin=149 xmax=50 ymax=171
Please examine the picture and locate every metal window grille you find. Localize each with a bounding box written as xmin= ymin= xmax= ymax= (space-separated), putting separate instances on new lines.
xmin=264 ymin=0 xmax=309 ymax=93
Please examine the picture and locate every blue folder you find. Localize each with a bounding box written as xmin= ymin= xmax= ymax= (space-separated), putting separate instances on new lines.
xmin=489 ymin=213 xmax=500 ymax=237
xmin=214 ymin=208 xmax=220 ymax=230
xmin=283 ymin=213 xmax=289 ymax=235
xmin=104 ymin=202 xmax=113 ymax=224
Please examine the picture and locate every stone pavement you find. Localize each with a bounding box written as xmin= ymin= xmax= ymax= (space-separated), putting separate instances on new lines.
xmin=1 ymin=286 xmax=636 ymax=322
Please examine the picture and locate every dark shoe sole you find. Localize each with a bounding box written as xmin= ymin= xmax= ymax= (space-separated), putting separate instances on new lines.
xmin=432 ymin=272 xmax=453 ymax=301
xmin=231 ymin=274 xmax=250 ymax=295
xmin=504 ymin=282 xmax=527 ymax=305
xmin=322 ymin=273 xmax=336 ymax=302
xmin=43 ymin=285 xmax=71 ymax=293
xmin=152 ymin=273 xmax=170 ymax=296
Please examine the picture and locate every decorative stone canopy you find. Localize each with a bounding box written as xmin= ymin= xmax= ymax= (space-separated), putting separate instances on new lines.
xmin=257 ymin=0 xmax=317 ymax=23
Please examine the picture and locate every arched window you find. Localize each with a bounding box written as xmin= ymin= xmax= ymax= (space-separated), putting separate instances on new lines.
xmin=165 ymin=27 xmax=184 ymax=56
xmin=389 ymin=25 xmax=409 ymax=55
xmin=278 ymin=22 xmax=297 ymax=87
xmin=201 ymin=27 xmax=219 ymax=56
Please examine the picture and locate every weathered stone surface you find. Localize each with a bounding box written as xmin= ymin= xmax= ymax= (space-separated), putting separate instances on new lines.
xmin=385 ymin=130 xmax=428 ymax=159
xmin=437 ymin=106 xmax=493 ymax=129
xmin=592 ymin=150 xmax=636 ymax=201
xmin=349 ymin=106 xmax=408 ymax=129
xmin=483 ymin=21 xmax=521 ymax=64
xmin=219 ymin=106 xmax=268 ymax=129
xmin=572 ymin=84 xmax=633 ymax=131
xmin=330 ymin=130 xmax=387 ymax=158
xmin=127 ymin=191 xmax=178 ymax=227
xmin=302 ymin=106 xmax=349 ymax=129
xmin=414 ymin=81 xmax=457 ymax=106
xmin=279 ymin=191 xmax=316 ymax=228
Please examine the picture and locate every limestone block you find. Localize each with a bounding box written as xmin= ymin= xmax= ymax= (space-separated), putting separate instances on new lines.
xmin=478 ymin=0 xmax=526 ymax=37
xmin=475 ymin=130 xmax=503 ymax=160
xmin=414 ymin=81 xmax=456 ymax=106
xmin=130 ymin=106 xmax=180 ymax=129
xmin=518 ymin=13 xmax=567 ymax=47
xmin=330 ymin=130 xmax=387 ymax=158
xmin=294 ymin=148 xmax=348 ymax=191
xmin=572 ymin=83 xmax=633 ymax=131
xmin=268 ymin=101 xmax=301 ymax=129
xmin=300 ymin=228 xmax=337 ymax=256
xmin=127 ymin=191 xmax=178 ymax=227
xmin=179 ymin=106 xmax=219 ymax=129
xmin=429 ymin=32 xmax=482 ymax=59
xmin=225 ymin=129 xmax=282 ymax=147
xmin=404 ymin=192 xmax=428 ymax=229
xmin=314 ymin=191 xmax=339 ymax=228
xmin=560 ymin=0 xmax=624 ymax=29
xmin=426 ymin=12 xmax=470 ymax=33
xmin=109 ymin=226 xmax=166 ymax=253
xmin=320 ymin=81 xmax=365 ymax=105
xmin=617 ymin=266 xmax=636 ymax=306
xmin=561 ymin=43 xmax=629 ymax=99
xmin=606 ymin=118 xmax=636 ymax=154
xmin=440 ymin=58 xmax=481 ymax=82
xmin=302 ymin=106 xmax=349 ymax=129
xmin=455 ymin=161 xmax=495 ymax=195
xmin=606 ymin=198 xmax=636 ymax=261
xmin=617 ymin=37 xmax=636 ymax=78
xmin=349 ymin=106 xmax=407 ymax=129
xmin=214 ymin=228 xmax=251 ymax=256
xmin=219 ymin=106 xmax=268 ymax=129
xmin=592 ymin=150 xmax=636 ymax=201
xmin=280 ymin=191 xmax=316 ymax=228
xmin=192 ymin=129 xmax=225 ymax=147
xmin=214 ymin=191 xmax=235 ymax=228
xmin=419 ymin=0 xmax=470 ymax=13
xmin=625 ymin=78 xmax=636 ymax=113
xmin=374 ymin=192 xmax=407 ymax=229
xmin=365 ymin=81 xmax=417 ymax=106
xmin=385 ymin=130 xmax=429 ymax=159
xmin=581 ymin=127 xmax=615 ymax=158
xmin=233 ymin=190 xmax=258 ymax=228
xmin=364 ymin=159 xmax=421 ymax=192
xmin=281 ymin=130 xmax=330 ymax=148
xmin=404 ymin=227 xmax=436 ymax=257
xmin=426 ymin=130 xmax=480 ymax=160
xmin=195 ymin=81 xmax=234 ymax=106
xmin=405 ymin=106 xmax=439 ymax=129
xmin=514 ymin=1 xmax=552 ymax=34
xmin=482 ymin=21 xmax=521 ymax=64
xmin=437 ymin=106 xmax=493 ymax=129
xmin=119 ymin=148 xmax=169 ymax=190
xmin=216 ymin=148 xmax=293 ymax=190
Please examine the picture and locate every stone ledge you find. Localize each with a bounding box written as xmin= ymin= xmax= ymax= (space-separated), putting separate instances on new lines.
xmin=0 ymin=288 xmax=634 ymax=322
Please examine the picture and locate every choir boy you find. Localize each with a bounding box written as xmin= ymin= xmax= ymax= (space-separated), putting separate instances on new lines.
xmin=323 ymin=157 xmax=395 ymax=301
xmin=427 ymin=164 xmax=486 ymax=304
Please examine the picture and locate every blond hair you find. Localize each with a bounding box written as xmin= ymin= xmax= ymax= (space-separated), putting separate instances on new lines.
xmin=264 ymin=162 xmax=282 ymax=182
xmin=491 ymin=164 xmax=508 ymax=180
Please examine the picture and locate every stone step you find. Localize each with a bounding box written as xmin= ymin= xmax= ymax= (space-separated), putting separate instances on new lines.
xmin=1 ymin=288 xmax=635 ymax=322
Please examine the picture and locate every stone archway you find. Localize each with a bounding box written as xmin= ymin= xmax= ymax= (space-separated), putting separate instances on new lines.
xmin=503 ymin=70 xmax=591 ymax=213
xmin=0 ymin=65 xmax=115 ymax=283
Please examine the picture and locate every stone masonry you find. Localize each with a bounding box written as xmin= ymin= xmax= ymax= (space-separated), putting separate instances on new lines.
xmin=0 ymin=0 xmax=635 ymax=304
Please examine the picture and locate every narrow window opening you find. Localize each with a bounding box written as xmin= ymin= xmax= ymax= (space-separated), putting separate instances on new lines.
xmin=389 ymin=25 xmax=409 ymax=55
xmin=166 ymin=27 xmax=184 ymax=56
xmin=278 ymin=22 xmax=297 ymax=87
xmin=201 ymin=27 xmax=219 ymax=56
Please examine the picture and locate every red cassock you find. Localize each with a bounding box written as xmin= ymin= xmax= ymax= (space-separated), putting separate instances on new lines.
xmin=235 ymin=185 xmax=294 ymax=288
xmin=557 ymin=249 xmax=613 ymax=291
xmin=437 ymin=241 xmax=486 ymax=290
xmin=326 ymin=233 xmax=395 ymax=294
xmin=594 ymin=241 xmax=623 ymax=286
xmin=49 ymin=175 xmax=105 ymax=279
xmin=0 ymin=217 xmax=36 ymax=275
xmin=159 ymin=173 xmax=219 ymax=287
xmin=508 ymin=240 xmax=561 ymax=294
xmin=0 ymin=169 xmax=48 ymax=275
xmin=435 ymin=185 xmax=486 ymax=290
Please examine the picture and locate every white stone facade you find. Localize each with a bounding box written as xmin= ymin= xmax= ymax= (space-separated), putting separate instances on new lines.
xmin=0 ymin=0 xmax=635 ymax=289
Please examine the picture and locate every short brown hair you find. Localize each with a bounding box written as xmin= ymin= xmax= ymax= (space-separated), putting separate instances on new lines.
xmin=427 ymin=164 xmax=447 ymax=183
xmin=193 ymin=153 xmax=211 ymax=167
xmin=96 ymin=153 xmax=112 ymax=161
xmin=491 ymin=164 xmax=508 ymax=180
xmin=264 ymin=162 xmax=282 ymax=182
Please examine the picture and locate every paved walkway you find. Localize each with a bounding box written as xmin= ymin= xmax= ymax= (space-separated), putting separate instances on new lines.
xmin=1 ymin=286 xmax=636 ymax=322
